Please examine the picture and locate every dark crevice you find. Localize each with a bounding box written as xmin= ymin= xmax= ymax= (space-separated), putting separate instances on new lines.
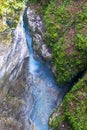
xmin=60 ymin=69 xmax=86 ymax=99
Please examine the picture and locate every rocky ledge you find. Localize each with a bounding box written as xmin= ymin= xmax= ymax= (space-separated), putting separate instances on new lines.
xmin=27 ymin=5 xmax=52 ymax=60
xmin=0 ymin=14 xmax=34 ymax=130
xmin=0 ymin=16 xmax=29 ymax=88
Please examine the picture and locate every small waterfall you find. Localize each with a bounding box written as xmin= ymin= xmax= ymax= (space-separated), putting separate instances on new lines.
xmin=23 ymin=8 xmax=41 ymax=75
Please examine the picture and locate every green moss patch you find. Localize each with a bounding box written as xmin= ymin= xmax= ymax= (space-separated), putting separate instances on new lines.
xmin=43 ymin=0 xmax=87 ymax=84
xmin=0 ymin=0 xmax=24 ymax=32
xmin=49 ymin=73 xmax=87 ymax=130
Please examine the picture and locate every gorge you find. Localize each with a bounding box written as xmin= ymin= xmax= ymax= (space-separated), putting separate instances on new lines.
xmin=0 ymin=4 xmax=68 ymax=130
xmin=0 ymin=1 xmax=87 ymax=130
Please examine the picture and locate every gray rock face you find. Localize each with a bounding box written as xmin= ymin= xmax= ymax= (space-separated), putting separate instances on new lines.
xmin=0 ymin=15 xmax=34 ymax=130
xmin=27 ymin=7 xmax=52 ymax=60
xmin=0 ymin=15 xmax=29 ymax=87
xmin=0 ymin=60 xmax=34 ymax=130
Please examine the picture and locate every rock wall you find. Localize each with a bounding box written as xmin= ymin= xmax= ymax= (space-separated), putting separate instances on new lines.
xmin=27 ymin=6 xmax=52 ymax=60
xmin=0 ymin=14 xmax=33 ymax=130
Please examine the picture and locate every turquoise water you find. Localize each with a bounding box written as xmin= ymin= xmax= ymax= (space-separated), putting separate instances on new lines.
xmin=23 ymin=8 xmax=61 ymax=130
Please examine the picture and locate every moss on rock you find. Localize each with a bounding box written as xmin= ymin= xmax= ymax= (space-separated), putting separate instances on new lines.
xmin=43 ymin=0 xmax=87 ymax=84
xmin=49 ymin=73 xmax=87 ymax=130
xmin=40 ymin=1 xmax=87 ymax=128
xmin=0 ymin=0 xmax=24 ymax=32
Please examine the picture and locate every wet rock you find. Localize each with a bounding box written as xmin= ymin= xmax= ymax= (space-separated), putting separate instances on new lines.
xmin=6 ymin=19 xmax=12 ymax=28
xmin=27 ymin=6 xmax=52 ymax=60
xmin=0 ymin=57 xmax=33 ymax=130
xmin=0 ymin=15 xmax=29 ymax=100
xmin=0 ymin=14 xmax=34 ymax=130
xmin=41 ymin=44 xmax=52 ymax=59
xmin=52 ymin=66 xmax=57 ymax=77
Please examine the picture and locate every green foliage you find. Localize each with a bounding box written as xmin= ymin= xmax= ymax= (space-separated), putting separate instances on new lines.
xmin=33 ymin=1 xmax=87 ymax=129
xmin=0 ymin=0 xmax=24 ymax=16
xmin=49 ymin=73 xmax=87 ymax=130
xmin=0 ymin=0 xmax=24 ymax=32
xmin=29 ymin=0 xmax=53 ymax=6
xmin=43 ymin=0 xmax=87 ymax=84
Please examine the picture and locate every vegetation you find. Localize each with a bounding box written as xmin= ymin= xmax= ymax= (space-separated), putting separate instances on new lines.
xmin=35 ymin=1 xmax=87 ymax=130
xmin=43 ymin=0 xmax=87 ymax=84
xmin=49 ymin=73 xmax=87 ymax=130
xmin=30 ymin=0 xmax=87 ymax=130
xmin=0 ymin=0 xmax=87 ymax=129
xmin=0 ymin=0 xmax=24 ymax=32
xmin=29 ymin=0 xmax=52 ymax=5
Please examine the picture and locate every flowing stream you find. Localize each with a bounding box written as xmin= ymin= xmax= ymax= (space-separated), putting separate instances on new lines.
xmin=23 ymin=8 xmax=64 ymax=130
xmin=0 ymin=4 xmax=84 ymax=130
xmin=0 ymin=6 xmax=69 ymax=130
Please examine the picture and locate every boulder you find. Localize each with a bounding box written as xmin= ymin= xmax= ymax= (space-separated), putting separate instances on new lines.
xmin=27 ymin=7 xmax=52 ymax=60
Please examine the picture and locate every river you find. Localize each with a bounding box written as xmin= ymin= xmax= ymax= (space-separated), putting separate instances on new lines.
xmin=0 ymin=6 xmax=68 ymax=130
xmin=23 ymin=8 xmax=62 ymax=130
